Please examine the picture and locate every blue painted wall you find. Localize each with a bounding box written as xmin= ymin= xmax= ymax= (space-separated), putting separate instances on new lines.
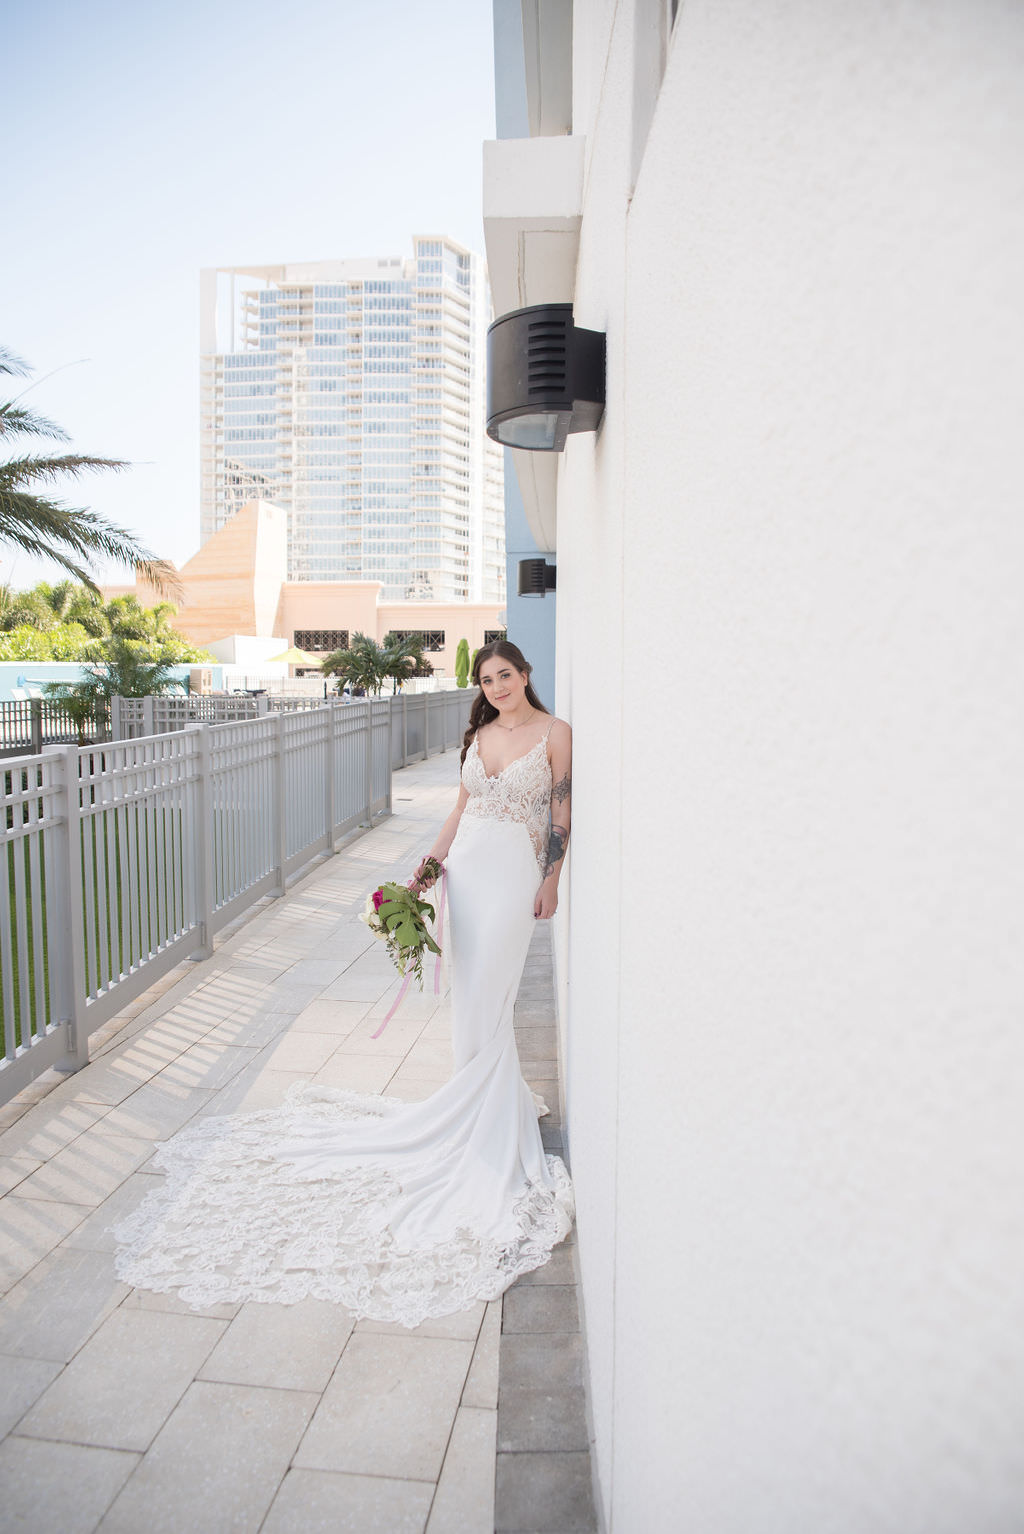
xmin=0 ymin=662 xmax=218 ymax=703
xmin=502 ymin=450 xmax=556 ymax=713
xmin=491 ymin=3 xmax=558 ymax=715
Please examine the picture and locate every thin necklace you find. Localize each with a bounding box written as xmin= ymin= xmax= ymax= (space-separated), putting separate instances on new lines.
xmin=492 ymin=706 xmax=536 ymax=732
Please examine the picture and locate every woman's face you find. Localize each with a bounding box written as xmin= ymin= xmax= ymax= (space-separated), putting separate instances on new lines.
xmin=478 ymin=654 xmax=529 ymax=713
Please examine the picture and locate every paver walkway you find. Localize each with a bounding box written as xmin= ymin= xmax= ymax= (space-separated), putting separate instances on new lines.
xmin=496 ymin=931 xmax=598 ymax=1534
xmin=0 ymin=749 xmax=519 ymax=1533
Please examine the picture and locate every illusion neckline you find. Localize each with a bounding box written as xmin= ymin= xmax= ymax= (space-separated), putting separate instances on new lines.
xmin=474 ymin=727 xmax=552 ymax=783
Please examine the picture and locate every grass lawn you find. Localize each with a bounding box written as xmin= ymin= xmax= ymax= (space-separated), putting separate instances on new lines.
xmin=2 ymin=805 xmax=188 ymax=1057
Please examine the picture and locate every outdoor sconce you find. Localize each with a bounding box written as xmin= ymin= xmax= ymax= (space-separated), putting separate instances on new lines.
xmin=518 ymin=558 xmax=557 ymax=597
xmin=486 ymin=303 xmax=606 ymax=452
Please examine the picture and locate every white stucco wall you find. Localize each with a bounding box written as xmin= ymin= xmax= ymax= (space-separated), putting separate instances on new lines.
xmin=558 ymin=2 xmax=1024 ymax=1529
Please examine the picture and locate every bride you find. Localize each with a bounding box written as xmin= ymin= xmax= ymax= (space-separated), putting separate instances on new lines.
xmin=112 ymin=640 xmax=575 ymax=1327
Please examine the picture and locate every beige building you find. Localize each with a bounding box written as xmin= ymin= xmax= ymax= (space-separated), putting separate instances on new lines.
xmin=111 ymin=500 xmax=505 ymax=678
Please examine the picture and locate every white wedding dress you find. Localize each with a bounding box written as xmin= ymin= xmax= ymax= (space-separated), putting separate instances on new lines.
xmin=111 ymin=725 xmax=574 ymax=1327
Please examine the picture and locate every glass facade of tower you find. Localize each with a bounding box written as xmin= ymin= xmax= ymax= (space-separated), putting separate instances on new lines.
xmin=200 ymin=238 xmax=505 ymax=603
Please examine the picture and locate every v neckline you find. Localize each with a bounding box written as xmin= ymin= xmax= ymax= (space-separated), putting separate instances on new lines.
xmin=474 ymin=728 xmax=552 ymax=783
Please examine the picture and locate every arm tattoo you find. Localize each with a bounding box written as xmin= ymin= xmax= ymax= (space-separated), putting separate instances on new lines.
xmin=543 ymin=825 xmax=569 ymax=879
xmin=551 ymin=772 xmax=571 ymax=805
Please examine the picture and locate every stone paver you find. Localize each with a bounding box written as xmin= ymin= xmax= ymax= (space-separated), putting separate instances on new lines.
xmin=494 ymin=1450 xmax=597 ymax=1532
xmin=0 ymin=1354 xmax=62 ymax=1439
xmin=263 ymin=1468 xmax=435 ymax=1533
xmin=426 ymin=1405 xmax=499 ymax=1533
xmin=0 ymin=1192 xmax=88 ymax=1292
xmin=294 ymin=1331 xmax=475 ymax=1480
xmin=96 ymin=1381 xmax=317 ymax=1533
xmin=0 ymin=1437 xmax=139 ymax=1534
xmin=495 ymin=922 xmax=598 ymax=1533
xmin=462 ymin=1298 xmax=502 ymax=1409
xmin=18 ymin=1306 xmax=226 ymax=1451
xmin=13 ymin=1129 xmax=155 ymax=1207
xmin=0 ymin=1246 xmax=129 ymax=1362
xmin=197 ymin=1297 xmax=356 ymax=1392
xmin=0 ymin=750 xmax=509 ymax=1533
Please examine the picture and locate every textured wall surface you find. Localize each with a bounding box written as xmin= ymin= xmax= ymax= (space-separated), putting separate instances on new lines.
xmin=559 ymin=2 xmax=1024 ymax=1529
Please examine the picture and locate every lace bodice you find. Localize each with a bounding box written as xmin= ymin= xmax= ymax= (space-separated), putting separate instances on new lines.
xmin=461 ymin=727 xmax=553 ymax=870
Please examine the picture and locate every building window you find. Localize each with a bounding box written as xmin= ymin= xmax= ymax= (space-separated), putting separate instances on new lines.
xmin=483 ymin=629 xmax=507 ymax=644
xmin=389 ymin=629 xmax=445 ymax=652
xmin=295 ymin=629 xmax=348 ymax=652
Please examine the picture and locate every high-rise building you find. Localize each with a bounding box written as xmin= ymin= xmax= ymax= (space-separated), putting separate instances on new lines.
xmin=199 ymin=236 xmax=505 ymax=603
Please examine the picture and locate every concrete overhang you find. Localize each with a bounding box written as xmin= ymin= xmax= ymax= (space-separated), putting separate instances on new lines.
xmin=483 ymin=133 xmax=585 ymax=552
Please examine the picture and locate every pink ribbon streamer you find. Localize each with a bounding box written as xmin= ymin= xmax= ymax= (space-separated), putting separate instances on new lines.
xmin=371 ymin=865 xmax=447 ymax=1039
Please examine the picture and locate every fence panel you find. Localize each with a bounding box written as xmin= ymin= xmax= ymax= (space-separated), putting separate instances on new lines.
xmin=283 ymin=706 xmax=330 ymax=872
xmin=0 ymin=699 xmax=106 ymax=757
xmin=0 ymin=689 xmax=473 ymax=1104
xmin=207 ymin=717 xmax=277 ymax=920
xmin=74 ymin=734 xmax=202 ymax=1029
xmin=109 ymin=693 xmax=336 ymax=740
xmin=0 ymin=756 xmax=66 ymax=1089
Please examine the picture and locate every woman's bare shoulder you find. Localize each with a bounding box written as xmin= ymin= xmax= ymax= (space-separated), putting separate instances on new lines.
xmin=546 ymin=716 xmax=572 ymax=745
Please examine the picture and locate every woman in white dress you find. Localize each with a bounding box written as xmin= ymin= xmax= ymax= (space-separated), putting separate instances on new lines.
xmin=112 ymin=641 xmax=574 ymax=1328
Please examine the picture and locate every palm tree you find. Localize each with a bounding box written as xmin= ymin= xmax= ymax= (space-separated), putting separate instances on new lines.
xmin=321 ymin=632 xmax=391 ymax=696
xmin=381 ymin=631 xmax=433 ymax=694
xmin=44 ymin=634 xmax=184 ymax=740
xmin=0 ymin=347 xmax=179 ymax=594
xmin=67 ymin=585 xmax=109 ymax=637
xmin=103 ymin=594 xmax=153 ymax=641
xmin=0 ymin=583 xmax=53 ymax=631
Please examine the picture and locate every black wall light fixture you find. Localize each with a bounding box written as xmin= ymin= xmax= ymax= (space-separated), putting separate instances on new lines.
xmin=518 ymin=558 xmax=557 ymax=597
xmin=486 ymin=303 xmax=606 ymax=452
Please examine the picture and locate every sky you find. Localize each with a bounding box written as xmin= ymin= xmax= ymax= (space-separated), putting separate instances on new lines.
xmin=2 ymin=0 xmax=497 ymax=590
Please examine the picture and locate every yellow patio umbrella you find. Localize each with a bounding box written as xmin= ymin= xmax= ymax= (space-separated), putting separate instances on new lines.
xmin=267 ymin=645 xmax=322 ymax=668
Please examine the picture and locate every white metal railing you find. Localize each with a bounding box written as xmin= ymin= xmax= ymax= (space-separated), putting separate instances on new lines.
xmin=109 ymin=694 xmax=328 ymax=738
xmin=0 ymin=690 xmax=472 ymax=1105
xmin=389 ymin=689 xmax=473 ymax=769
xmin=110 ymin=689 xmax=475 ymax=745
xmin=0 ymin=698 xmax=105 ymax=756
xmin=0 ymin=694 xmax=335 ymax=757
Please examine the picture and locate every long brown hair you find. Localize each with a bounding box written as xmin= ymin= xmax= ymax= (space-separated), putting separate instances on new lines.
xmin=460 ymin=640 xmax=549 ymax=764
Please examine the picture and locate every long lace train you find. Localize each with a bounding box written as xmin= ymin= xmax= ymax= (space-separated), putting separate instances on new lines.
xmin=112 ymin=1079 xmax=573 ymax=1328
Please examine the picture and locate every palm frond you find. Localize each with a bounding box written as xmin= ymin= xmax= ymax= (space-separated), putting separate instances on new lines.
xmin=0 ymin=402 xmax=69 ymax=442
xmin=0 ymin=348 xmax=30 ymax=379
xmin=0 ymin=503 xmax=99 ymax=583
xmin=0 ymin=350 xmax=182 ymax=599
xmin=0 ymin=452 xmax=127 ymax=487
xmin=0 ymin=492 xmax=182 ymax=597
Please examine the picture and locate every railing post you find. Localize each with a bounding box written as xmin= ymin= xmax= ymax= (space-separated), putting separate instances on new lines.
xmin=361 ymin=702 xmax=374 ymax=828
xmin=142 ymin=697 xmax=155 ymax=738
xmin=325 ymin=702 xmax=337 ymax=850
xmin=45 ymin=746 xmax=89 ymax=1074
xmin=271 ymin=712 xmax=288 ymax=895
xmin=383 ymin=702 xmax=392 ymax=814
xmin=364 ymin=699 xmax=374 ymax=824
xmin=189 ymin=726 xmax=214 ymax=959
xmin=439 ymin=688 xmax=447 ymax=753
xmin=30 ymin=699 xmax=43 ymax=754
xmin=424 ymin=693 xmax=430 ymax=761
xmin=110 ymin=696 xmax=123 ymax=741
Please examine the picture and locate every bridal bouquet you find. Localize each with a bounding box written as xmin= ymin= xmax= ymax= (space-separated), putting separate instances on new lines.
xmin=360 ymin=856 xmax=444 ymax=990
